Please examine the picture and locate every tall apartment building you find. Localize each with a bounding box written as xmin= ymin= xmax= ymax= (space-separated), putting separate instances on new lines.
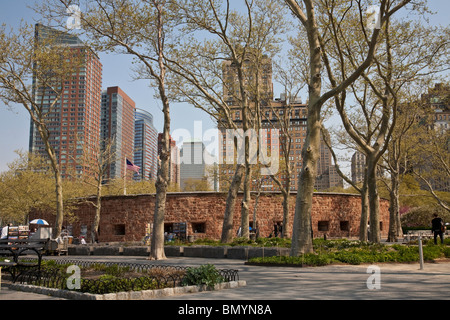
xmin=101 ymin=86 xmax=136 ymax=180
xmin=222 ymin=54 xmax=274 ymax=106
xmin=134 ymin=109 xmax=158 ymax=181
xmin=29 ymin=24 xmax=103 ymax=179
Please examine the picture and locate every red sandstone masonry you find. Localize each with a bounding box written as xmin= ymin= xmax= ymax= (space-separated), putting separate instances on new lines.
xmin=32 ymin=192 xmax=389 ymax=243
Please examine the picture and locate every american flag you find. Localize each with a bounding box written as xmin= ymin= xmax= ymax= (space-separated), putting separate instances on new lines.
xmin=126 ymin=158 xmax=140 ymax=173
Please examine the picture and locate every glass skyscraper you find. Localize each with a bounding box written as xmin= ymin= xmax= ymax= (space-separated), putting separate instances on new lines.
xmin=134 ymin=109 xmax=158 ymax=181
xmin=101 ymin=87 xmax=136 ymax=180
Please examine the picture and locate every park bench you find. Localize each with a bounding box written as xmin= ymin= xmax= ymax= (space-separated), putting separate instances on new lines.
xmin=0 ymin=238 xmax=49 ymax=282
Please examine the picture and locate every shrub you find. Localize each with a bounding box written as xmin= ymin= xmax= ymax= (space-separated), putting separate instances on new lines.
xmin=391 ymin=245 xmax=419 ymax=262
xmin=423 ymin=244 xmax=445 ymax=261
xmin=443 ymin=246 xmax=450 ymax=258
xmin=255 ymin=237 xmax=291 ymax=248
xmin=332 ymin=251 xmax=364 ymax=265
xmin=104 ymin=264 xmax=130 ymax=277
xmin=249 ymin=239 xmax=449 ymax=267
xmin=249 ymin=253 xmax=333 ymax=266
xmin=181 ymin=264 xmax=224 ymax=288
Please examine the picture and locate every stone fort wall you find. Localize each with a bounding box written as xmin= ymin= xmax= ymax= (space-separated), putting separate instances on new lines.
xmin=33 ymin=192 xmax=389 ymax=242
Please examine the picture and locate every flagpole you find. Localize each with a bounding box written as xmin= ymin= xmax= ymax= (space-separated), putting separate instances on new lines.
xmin=124 ymin=157 xmax=127 ymax=195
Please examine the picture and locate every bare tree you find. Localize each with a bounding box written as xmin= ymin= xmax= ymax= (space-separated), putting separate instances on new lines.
xmin=69 ymin=136 xmax=117 ymax=243
xmin=166 ymin=0 xmax=287 ymax=241
xmin=329 ymin=15 xmax=448 ymax=242
xmin=284 ymin=0 xmax=411 ymax=253
xmin=410 ymin=106 xmax=450 ymax=212
xmin=39 ymin=0 xmax=176 ymax=259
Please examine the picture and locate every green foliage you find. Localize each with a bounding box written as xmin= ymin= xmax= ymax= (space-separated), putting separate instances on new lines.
xmin=401 ymin=206 xmax=450 ymax=229
xmin=35 ymin=262 xmax=228 ymax=294
xmin=254 ymin=237 xmax=292 ymax=248
xmin=181 ymin=264 xmax=224 ymax=288
xmin=104 ymin=264 xmax=131 ymax=277
xmin=80 ymin=276 xmax=160 ymax=294
xmin=176 ymin=237 xmax=292 ymax=247
xmin=249 ymin=240 xmax=450 ymax=266
xmin=0 ymin=151 xmax=55 ymax=223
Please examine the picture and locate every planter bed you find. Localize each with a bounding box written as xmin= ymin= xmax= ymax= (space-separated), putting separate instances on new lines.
xmin=6 ymin=280 xmax=247 ymax=300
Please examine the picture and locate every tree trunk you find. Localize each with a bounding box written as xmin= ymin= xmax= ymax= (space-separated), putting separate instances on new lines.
xmin=252 ymin=183 xmax=262 ymax=237
xmin=53 ymin=169 xmax=64 ymax=239
xmin=367 ymin=155 xmax=381 ymax=243
xmin=221 ymin=164 xmax=244 ymax=243
xmin=289 ymin=0 xmax=322 ymax=256
xmin=148 ymin=1 xmax=169 ymax=260
xmin=151 ymin=169 xmax=168 ymax=260
xmin=359 ymin=183 xmax=369 ymax=241
xmin=240 ymin=163 xmax=252 ymax=239
xmin=291 ymin=99 xmax=321 ymax=255
xmin=281 ymin=185 xmax=290 ymax=238
xmin=290 ymin=125 xmax=319 ymax=255
xmin=387 ymin=169 xmax=402 ymax=242
xmin=37 ymin=123 xmax=64 ymax=240
xmin=91 ymin=183 xmax=102 ymax=244
xmin=149 ymin=105 xmax=170 ymax=260
xmin=150 ymin=122 xmax=170 ymax=260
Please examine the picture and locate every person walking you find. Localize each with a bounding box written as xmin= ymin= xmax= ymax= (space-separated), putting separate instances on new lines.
xmin=431 ymin=213 xmax=445 ymax=245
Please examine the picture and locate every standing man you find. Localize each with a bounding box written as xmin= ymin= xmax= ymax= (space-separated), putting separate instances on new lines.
xmin=431 ymin=213 xmax=445 ymax=245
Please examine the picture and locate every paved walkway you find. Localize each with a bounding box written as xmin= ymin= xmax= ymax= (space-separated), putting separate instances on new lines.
xmin=1 ymin=255 xmax=450 ymax=300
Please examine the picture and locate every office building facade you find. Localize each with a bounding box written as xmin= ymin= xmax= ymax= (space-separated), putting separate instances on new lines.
xmin=101 ymin=86 xmax=136 ymax=180
xmin=180 ymin=141 xmax=214 ymax=190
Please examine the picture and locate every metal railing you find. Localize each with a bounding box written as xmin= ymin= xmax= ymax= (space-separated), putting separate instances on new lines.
xmin=15 ymin=258 xmax=240 ymax=294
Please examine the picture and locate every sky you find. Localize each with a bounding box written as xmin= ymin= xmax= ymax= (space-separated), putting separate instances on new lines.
xmin=0 ymin=0 xmax=449 ymax=173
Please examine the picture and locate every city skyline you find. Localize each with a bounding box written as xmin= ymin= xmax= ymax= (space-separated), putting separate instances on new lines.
xmin=1 ymin=0 xmax=449 ymax=175
xmin=0 ymin=0 xmax=217 ymax=173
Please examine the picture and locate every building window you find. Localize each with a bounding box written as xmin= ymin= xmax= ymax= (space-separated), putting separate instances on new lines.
xmin=113 ymin=224 xmax=126 ymax=236
xmin=164 ymin=223 xmax=174 ymax=233
xmin=318 ymin=221 xmax=329 ymax=232
xmin=340 ymin=221 xmax=350 ymax=231
xmin=192 ymin=222 xmax=206 ymax=234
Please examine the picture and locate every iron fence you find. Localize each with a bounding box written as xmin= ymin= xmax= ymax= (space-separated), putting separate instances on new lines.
xmin=15 ymin=258 xmax=239 ymax=295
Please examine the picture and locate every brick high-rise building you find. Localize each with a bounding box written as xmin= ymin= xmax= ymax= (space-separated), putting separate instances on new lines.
xmin=222 ymin=54 xmax=274 ymax=106
xmin=29 ymin=24 xmax=103 ymax=179
xmin=101 ymin=86 xmax=136 ymax=180
xmin=422 ymin=83 xmax=450 ymax=131
xmin=218 ymin=54 xmax=343 ymax=191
